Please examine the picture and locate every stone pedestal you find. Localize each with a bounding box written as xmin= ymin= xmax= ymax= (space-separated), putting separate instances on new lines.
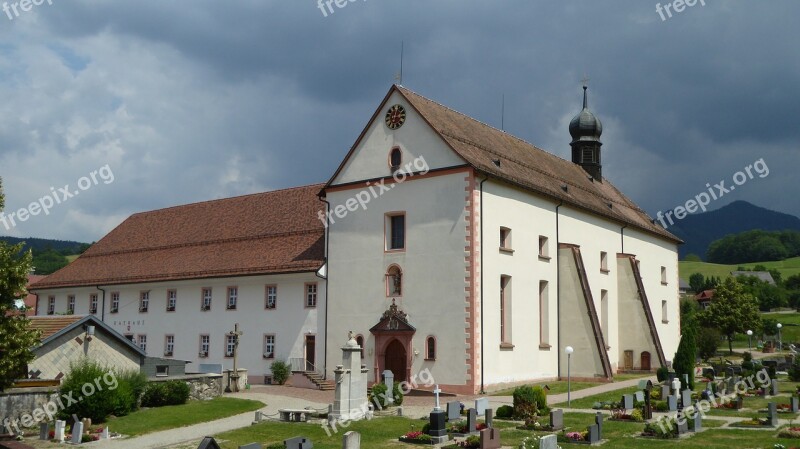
xmin=331 ymin=336 xmax=368 ymax=421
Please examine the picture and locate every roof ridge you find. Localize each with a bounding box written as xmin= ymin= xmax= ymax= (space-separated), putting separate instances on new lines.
xmin=80 ymin=228 xmax=323 ymax=259
xmin=130 ymin=183 xmax=325 ymax=217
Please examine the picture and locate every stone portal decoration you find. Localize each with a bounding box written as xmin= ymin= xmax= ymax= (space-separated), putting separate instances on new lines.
xmin=330 ymin=333 xmax=369 ymax=421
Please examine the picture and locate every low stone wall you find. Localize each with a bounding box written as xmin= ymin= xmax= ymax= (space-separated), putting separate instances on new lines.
xmin=0 ymin=387 xmax=59 ymax=429
xmin=149 ymin=374 xmax=224 ymax=401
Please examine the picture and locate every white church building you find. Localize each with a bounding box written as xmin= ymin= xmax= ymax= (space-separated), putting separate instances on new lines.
xmin=32 ymin=84 xmax=681 ymax=393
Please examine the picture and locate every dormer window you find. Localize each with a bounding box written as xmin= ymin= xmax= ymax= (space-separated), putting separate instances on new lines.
xmin=389 ymin=147 xmax=402 ymax=172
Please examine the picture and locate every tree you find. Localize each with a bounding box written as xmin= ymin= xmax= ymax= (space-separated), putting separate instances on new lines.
xmin=700 ymin=277 xmax=762 ymax=354
xmin=0 ymin=178 xmax=42 ymax=391
xmin=673 ymin=301 xmax=697 ymax=390
xmin=696 ymin=327 xmax=721 ymax=361
xmin=786 ymin=274 xmax=800 ymax=291
xmin=689 ymin=273 xmax=706 ymax=293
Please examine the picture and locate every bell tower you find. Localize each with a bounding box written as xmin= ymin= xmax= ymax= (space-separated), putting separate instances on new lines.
xmin=569 ymin=83 xmax=603 ymax=181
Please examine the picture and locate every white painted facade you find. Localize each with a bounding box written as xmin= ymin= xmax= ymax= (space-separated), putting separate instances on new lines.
xmin=35 ymin=273 xmax=325 ymax=385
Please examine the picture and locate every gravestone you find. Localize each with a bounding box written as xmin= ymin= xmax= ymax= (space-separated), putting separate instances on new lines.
xmin=479 ymin=428 xmax=501 ymax=449
xmin=634 ymin=390 xmax=645 ymax=404
xmin=681 ymin=389 xmax=692 ymax=408
xmin=667 ymin=396 xmax=678 ymax=412
xmin=238 ymin=444 xmax=261 ymax=449
xmin=342 ymin=431 xmax=360 ymax=449
xmin=447 ymin=401 xmax=462 ymax=421
xmin=539 ymin=434 xmax=558 ymax=449
xmin=253 ymin=411 xmax=263 ymax=424
xmin=727 ymin=377 xmax=736 ymax=393
xmin=691 ymin=402 xmax=702 ymax=432
xmin=768 ymin=402 xmax=779 ymax=427
xmin=284 ymin=436 xmax=314 ymax=449
xmin=792 ymin=397 xmax=799 ymax=413
xmin=475 ymin=398 xmax=489 ymax=416
xmin=331 ymin=334 xmax=368 ymax=421
xmin=660 ymin=385 xmax=671 ymax=399
xmin=39 ymin=422 xmax=49 ymax=440
xmin=467 ymin=408 xmax=478 ymax=433
xmin=382 ymin=370 xmax=395 ymax=404
xmin=621 ymin=394 xmax=634 ymax=410
xmin=760 ymin=387 xmax=767 ymax=398
xmin=595 ymin=412 xmax=603 ymax=438
xmin=485 ymin=409 xmax=493 ymax=429
xmin=54 ymin=420 xmax=65 ymax=442
xmin=549 ymin=409 xmax=564 ymax=430
xmin=675 ymin=420 xmax=688 ymax=435
xmin=101 ymin=427 xmax=109 ymax=439
xmin=429 ymin=384 xmax=449 ymax=443
xmin=198 ymin=437 xmax=223 ymax=449
xmin=735 ymin=395 xmax=744 ymax=410
xmin=587 ymin=424 xmax=600 ymax=444
xmin=771 ymin=379 xmax=779 ymax=396
xmin=71 ymin=421 xmax=84 ymax=444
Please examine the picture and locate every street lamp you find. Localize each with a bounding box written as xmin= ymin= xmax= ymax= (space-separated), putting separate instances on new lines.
xmin=747 ymin=330 xmax=753 ymax=351
xmin=777 ymin=323 xmax=783 ymax=352
xmin=565 ymin=346 xmax=574 ymax=407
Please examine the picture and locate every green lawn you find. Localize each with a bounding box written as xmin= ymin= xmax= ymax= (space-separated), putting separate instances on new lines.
xmin=210 ymin=412 xmax=800 ymax=449
xmin=679 ymin=256 xmax=800 ymax=281
xmin=102 ymin=397 xmax=263 ymax=437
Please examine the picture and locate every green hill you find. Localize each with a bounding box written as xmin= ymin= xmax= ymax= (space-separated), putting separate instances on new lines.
xmin=679 ymin=256 xmax=800 ymax=281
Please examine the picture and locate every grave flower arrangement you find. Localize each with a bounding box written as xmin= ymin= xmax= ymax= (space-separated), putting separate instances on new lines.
xmin=559 ymin=431 xmax=587 ymax=442
xmin=778 ymin=427 xmax=800 ymax=439
xmin=640 ymin=422 xmax=678 ymax=439
xmin=399 ymin=430 xmax=432 ymax=444
xmin=457 ymin=435 xmax=480 ymax=448
xmin=448 ymin=421 xmax=486 ymax=434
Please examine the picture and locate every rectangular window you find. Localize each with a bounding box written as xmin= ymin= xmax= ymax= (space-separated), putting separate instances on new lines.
xmin=539 ymin=236 xmax=549 ymax=259
xmin=305 ymin=283 xmax=317 ymax=308
xmin=500 ymin=227 xmax=512 ymax=250
xmin=539 ymin=281 xmax=550 ymax=347
xmin=167 ymin=290 xmax=177 ymax=312
xmin=199 ymin=335 xmax=210 ymax=357
xmin=386 ymin=213 xmax=406 ymax=250
xmin=601 ymin=289 xmax=609 ymax=347
xmin=202 ymin=288 xmax=212 ymax=311
xmin=155 ymin=365 xmax=169 ymax=377
xmin=500 ymin=275 xmax=512 ymax=346
xmin=139 ymin=291 xmax=149 ymax=312
xmin=165 ymin=335 xmax=175 ymax=356
xmin=89 ymin=294 xmax=98 ymax=314
xmin=265 ymin=285 xmax=277 ymax=309
xmin=47 ymin=296 xmax=55 ymax=315
xmin=661 ymin=266 xmax=668 ymax=285
xmin=264 ymin=335 xmax=275 ymax=359
xmin=227 ymin=287 xmax=238 ymax=310
xmin=662 ymin=300 xmax=668 ymax=323
xmin=67 ymin=295 xmax=75 ymax=315
xmin=600 ymin=251 xmax=609 ymax=272
xmin=111 ymin=292 xmax=120 ymax=313
xmin=138 ymin=334 xmax=147 ymax=353
xmin=225 ymin=334 xmax=236 ymax=357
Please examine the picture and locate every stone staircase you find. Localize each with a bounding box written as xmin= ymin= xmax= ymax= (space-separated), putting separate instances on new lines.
xmin=303 ymin=371 xmax=336 ymax=391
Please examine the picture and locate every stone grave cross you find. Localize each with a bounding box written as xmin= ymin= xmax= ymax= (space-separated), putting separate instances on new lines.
xmin=433 ymin=385 xmax=442 ymax=411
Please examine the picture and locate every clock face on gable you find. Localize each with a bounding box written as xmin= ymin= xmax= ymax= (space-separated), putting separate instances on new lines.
xmin=385 ymin=104 xmax=406 ymax=130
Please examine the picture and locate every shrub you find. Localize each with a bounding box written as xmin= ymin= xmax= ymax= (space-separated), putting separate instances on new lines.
xmin=630 ymin=409 xmax=644 ymax=422
xmin=266 ymin=444 xmax=284 ymax=449
xmin=141 ymin=380 xmax=190 ymax=407
xmin=458 ymin=435 xmax=480 ymax=448
xmin=58 ymin=360 xmax=146 ymax=422
xmin=495 ymin=405 xmax=514 ymax=418
xmin=789 ymin=359 xmax=800 ymax=382
xmin=512 ymin=385 xmax=548 ymax=419
xmin=269 ymin=361 xmax=290 ymax=385
xmin=656 ymin=367 xmax=669 ymax=383
xmin=653 ymin=400 xmax=669 ymax=412
xmin=369 ymin=382 xmax=404 ymax=408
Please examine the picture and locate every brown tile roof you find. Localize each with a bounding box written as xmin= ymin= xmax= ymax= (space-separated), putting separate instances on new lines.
xmin=27 ymin=315 xmax=84 ymax=340
xmin=31 ymin=184 xmax=325 ymax=289
xmin=330 ymin=85 xmax=679 ymax=243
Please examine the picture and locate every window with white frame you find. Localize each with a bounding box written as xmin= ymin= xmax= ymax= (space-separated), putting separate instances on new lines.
xmin=264 ymin=335 xmax=275 ymax=359
xmin=202 ymin=288 xmax=212 ymax=310
xmin=167 ymin=290 xmax=177 ymax=311
xmin=89 ymin=294 xmax=98 ymax=314
xmin=305 ymin=283 xmax=317 ymax=308
xmin=165 ymin=335 xmax=175 ymax=356
xmin=199 ymin=335 xmax=210 ymax=357
xmin=227 ymin=287 xmax=238 ymax=310
xmin=67 ymin=295 xmax=75 ymax=314
xmin=111 ymin=292 xmax=120 ymax=313
xmin=265 ymin=285 xmax=277 ymax=309
xmin=47 ymin=296 xmax=55 ymax=315
xmin=138 ymin=334 xmax=147 ymax=353
xmin=139 ymin=291 xmax=149 ymax=312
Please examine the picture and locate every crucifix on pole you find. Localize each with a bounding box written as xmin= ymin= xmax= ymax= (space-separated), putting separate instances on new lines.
xmin=226 ymin=323 xmax=244 ymax=392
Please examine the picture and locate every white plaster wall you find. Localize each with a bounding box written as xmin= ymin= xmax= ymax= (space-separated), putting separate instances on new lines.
xmin=331 ymin=91 xmax=466 ymax=186
xmin=326 ymin=170 xmax=471 ymax=387
xmin=33 ymin=272 xmax=325 ymax=384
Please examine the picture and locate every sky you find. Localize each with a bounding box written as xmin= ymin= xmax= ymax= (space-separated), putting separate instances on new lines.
xmin=0 ymin=0 xmax=797 ymax=243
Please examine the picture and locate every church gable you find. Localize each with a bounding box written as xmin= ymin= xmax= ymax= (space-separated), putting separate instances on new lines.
xmin=328 ymin=88 xmax=467 ymax=187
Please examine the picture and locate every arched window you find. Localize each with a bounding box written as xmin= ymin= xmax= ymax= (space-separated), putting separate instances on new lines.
xmin=356 ymin=335 xmax=365 ymax=359
xmin=426 ymin=336 xmax=436 ymax=360
xmin=389 ymin=147 xmax=402 ymax=171
xmin=386 ymin=265 xmax=402 ymax=296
